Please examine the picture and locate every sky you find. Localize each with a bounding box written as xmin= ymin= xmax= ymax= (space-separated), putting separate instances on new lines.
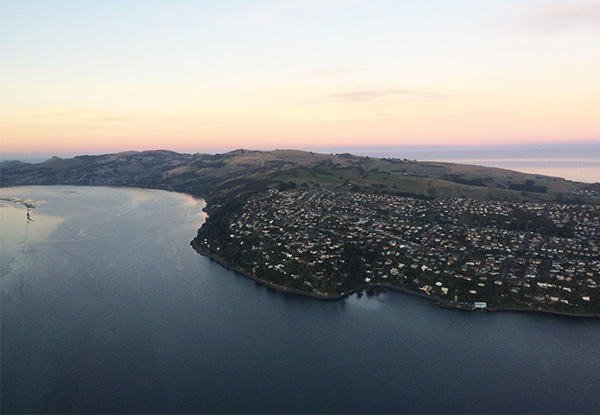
xmin=1 ymin=0 xmax=599 ymax=158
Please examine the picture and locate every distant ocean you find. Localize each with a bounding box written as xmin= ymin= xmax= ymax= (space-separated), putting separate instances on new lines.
xmin=312 ymin=142 xmax=600 ymax=184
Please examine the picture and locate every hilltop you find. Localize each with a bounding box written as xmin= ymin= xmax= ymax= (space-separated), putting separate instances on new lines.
xmin=1 ymin=148 xmax=597 ymax=204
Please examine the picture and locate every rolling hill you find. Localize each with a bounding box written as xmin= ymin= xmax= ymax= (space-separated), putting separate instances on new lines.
xmin=1 ymin=149 xmax=597 ymax=205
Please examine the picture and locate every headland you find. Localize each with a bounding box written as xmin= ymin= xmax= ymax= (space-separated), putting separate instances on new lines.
xmin=2 ymin=148 xmax=599 ymax=316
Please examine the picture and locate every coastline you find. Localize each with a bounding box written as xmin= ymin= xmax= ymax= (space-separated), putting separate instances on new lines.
xmin=191 ymin=239 xmax=351 ymax=301
xmin=190 ymin=239 xmax=600 ymax=319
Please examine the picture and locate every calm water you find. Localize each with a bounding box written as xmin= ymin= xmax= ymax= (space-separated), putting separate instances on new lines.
xmin=2 ymin=186 xmax=600 ymax=414
xmin=312 ymin=143 xmax=600 ymax=183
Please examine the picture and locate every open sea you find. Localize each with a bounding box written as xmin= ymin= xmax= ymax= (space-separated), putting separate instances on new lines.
xmin=1 ymin=186 xmax=600 ymax=414
xmin=310 ymin=142 xmax=600 ymax=183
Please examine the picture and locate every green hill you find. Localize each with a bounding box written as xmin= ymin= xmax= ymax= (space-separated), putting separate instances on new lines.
xmin=1 ymin=148 xmax=596 ymax=205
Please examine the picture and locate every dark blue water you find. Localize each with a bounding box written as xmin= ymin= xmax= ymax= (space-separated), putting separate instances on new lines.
xmin=2 ymin=186 xmax=600 ymax=414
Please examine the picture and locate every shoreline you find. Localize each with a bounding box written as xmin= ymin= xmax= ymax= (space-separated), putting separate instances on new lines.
xmin=190 ymin=239 xmax=600 ymax=319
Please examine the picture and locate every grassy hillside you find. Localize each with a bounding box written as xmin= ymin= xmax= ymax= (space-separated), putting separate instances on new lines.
xmin=1 ymin=148 xmax=597 ymax=205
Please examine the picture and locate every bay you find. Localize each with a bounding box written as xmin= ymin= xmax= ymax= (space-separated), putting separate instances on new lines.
xmin=1 ymin=186 xmax=599 ymax=414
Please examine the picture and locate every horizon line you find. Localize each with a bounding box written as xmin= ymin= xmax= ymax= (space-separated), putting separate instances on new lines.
xmin=3 ymin=140 xmax=600 ymax=161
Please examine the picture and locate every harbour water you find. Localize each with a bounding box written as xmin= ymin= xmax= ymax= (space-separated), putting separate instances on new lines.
xmin=1 ymin=186 xmax=600 ymax=413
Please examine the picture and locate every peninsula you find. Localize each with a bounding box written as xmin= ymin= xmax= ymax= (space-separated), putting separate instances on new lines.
xmin=2 ymin=149 xmax=599 ymax=315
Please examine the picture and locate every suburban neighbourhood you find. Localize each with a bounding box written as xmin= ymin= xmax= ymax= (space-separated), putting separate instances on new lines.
xmin=195 ymin=187 xmax=600 ymax=314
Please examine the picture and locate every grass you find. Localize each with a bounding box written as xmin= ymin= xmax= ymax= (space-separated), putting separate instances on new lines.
xmin=2 ymin=148 xmax=595 ymax=205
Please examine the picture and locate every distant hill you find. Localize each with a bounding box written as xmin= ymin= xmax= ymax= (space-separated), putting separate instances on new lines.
xmin=0 ymin=160 xmax=32 ymax=169
xmin=1 ymin=149 xmax=597 ymax=205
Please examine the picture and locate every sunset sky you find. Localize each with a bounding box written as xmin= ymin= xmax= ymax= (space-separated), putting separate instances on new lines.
xmin=2 ymin=0 xmax=599 ymax=158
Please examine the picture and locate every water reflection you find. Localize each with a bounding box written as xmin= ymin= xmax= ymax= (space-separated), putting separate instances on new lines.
xmin=0 ymin=196 xmax=64 ymax=280
xmin=1 ymin=186 xmax=599 ymax=414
